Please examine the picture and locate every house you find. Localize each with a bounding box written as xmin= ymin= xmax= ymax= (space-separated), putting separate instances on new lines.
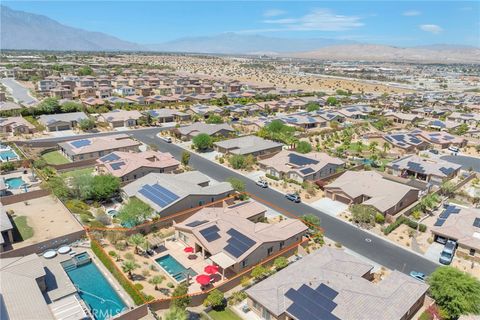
xmin=146 ymin=109 xmax=191 ymax=123
xmin=446 ymin=112 xmax=480 ymax=126
xmin=387 ymin=155 xmax=461 ymax=184
xmin=38 ymin=112 xmax=89 ymax=131
xmin=280 ymin=113 xmax=327 ymax=130
xmin=189 ymin=104 xmax=223 ymax=116
xmin=82 ymin=97 xmax=105 ymax=107
xmin=124 ymin=95 xmax=145 ymax=105
xmin=50 ymin=87 xmax=73 ymax=100
xmin=73 ymin=87 xmax=95 ymax=99
xmin=245 ymin=247 xmax=428 ymax=320
xmin=0 ymin=117 xmax=36 ymax=135
xmin=214 ymin=136 xmax=283 ymax=157
xmin=58 ymin=134 xmax=141 ymax=162
xmin=384 ymin=111 xmax=423 ymax=125
xmin=96 ymin=150 xmax=180 ymax=183
xmin=412 ymin=130 xmax=467 ymax=149
xmin=175 ymin=123 xmax=235 ymax=140
xmin=258 ymin=150 xmax=345 ymax=183
xmin=104 ymin=96 xmax=134 ymax=105
xmin=121 ymin=171 xmax=233 ymax=216
xmin=0 ymin=205 xmax=14 ymax=252
xmin=113 ymin=86 xmax=135 ymax=96
xmin=324 ymin=171 xmax=419 ymax=217
xmin=98 ymin=110 xmax=143 ymax=128
xmin=174 ymin=200 xmax=308 ymax=274
xmin=96 ymin=86 xmax=112 ymax=99
xmin=337 ymin=105 xmax=374 ymax=119
xmin=383 ymin=132 xmax=430 ymax=152
xmin=431 ymin=205 xmax=480 ymax=261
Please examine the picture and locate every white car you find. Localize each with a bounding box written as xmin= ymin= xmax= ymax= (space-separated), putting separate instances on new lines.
xmin=160 ymin=136 xmax=172 ymax=143
xmin=448 ymin=146 xmax=459 ymax=153
xmin=256 ymin=180 xmax=268 ymax=188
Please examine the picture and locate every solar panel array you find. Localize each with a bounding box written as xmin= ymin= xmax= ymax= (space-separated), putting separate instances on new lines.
xmin=473 ymin=218 xmax=480 ymax=228
xmin=110 ymin=161 xmax=126 ymax=170
xmin=434 ymin=205 xmax=460 ymax=227
xmin=186 ymin=220 xmax=208 ymax=227
xmin=71 ymin=139 xmax=91 ymax=148
xmin=199 ymin=225 xmax=221 ymax=242
xmin=99 ymin=153 xmax=120 ymax=163
xmin=285 ymin=284 xmax=339 ymax=320
xmin=288 ymin=154 xmax=319 ymax=166
xmin=138 ymin=183 xmax=179 ymax=208
xmin=224 ymin=228 xmax=256 ymax=258
xmin=300 ymin=168 xmax=315 ymax=175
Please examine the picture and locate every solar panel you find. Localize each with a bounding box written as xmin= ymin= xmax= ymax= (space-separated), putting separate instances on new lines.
xmin=200 ymin=225 xmax=221 ymax=242
xmin=285 ymin=284 xmax=339 ymax=320
xmin=288 ymin=154 xmax=319 ymax=166
xmin=139 ymin=183 xmax=179 ymax=208
xmin=110 ymin=161 xmax=125 ymax=170
xmin=186 ymin=220 xmax=208 ymax=227
xmin=100 ymin=153 xmax=120 ymax=163
xmin=434 ymin=218 xmax=446 ymax=227
xmin=316 ymin=283 xmax=339 ymax=300
xmin=71 ymin=139 xmax=91 ymax=148
xmin=224 ymin=228 xmax=256 ymax=258
xmin=300 ymin=168 xmax=315 ymax=175
xmin=473 ymin=218 xmax=480 ymax=228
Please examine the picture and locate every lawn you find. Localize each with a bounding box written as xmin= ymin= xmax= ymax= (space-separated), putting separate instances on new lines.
xmin=13 ymin=216 xmax=34 ymax=240
xmin=42 ymin=150 xmax=70 ymax=165
xmin=61 ymin=167 xmax=94 ymax=179
xmin=207 ymin=308 xmax=242 ymax=320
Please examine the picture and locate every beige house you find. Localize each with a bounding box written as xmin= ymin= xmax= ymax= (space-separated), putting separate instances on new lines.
xmin=38 ymin=112 xmax=89 ymax=132
xmin=58 ymin=134 xmax=141 ymax=162
xmin=175 ymin=123 xmax=235 ymax=140
xmin=214 ymin=136 xmax=283 ymax=157
xmin=324 ymin=171 xmax=419 ymax=217
xmin=96 ymin=150 xmax=180 ymax=183
xmin=246 ymin=247 xmax=428 ymax=320
xmin=384 ymin=111 xmax=423 ymax=125
xmin=174 ymin=200 xmax=308 ymax=274
xmin=0 ymin=116 xmax=36 ymax=135
xmin=98 ymin=109 xmax=143 ymax=128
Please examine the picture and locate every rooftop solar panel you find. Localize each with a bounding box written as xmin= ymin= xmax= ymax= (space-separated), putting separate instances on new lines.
xmin=186 ymin=220 xmax=209 ymax=227
xmin=99 ymin=153 xmax=121 ymax=163
xmin=139 ymin=183 xmax=179 ymax=208
xmin=224 ymin=228 xmax=256 ymax=258
xmin=71 ymin=139 xmax=91 ymax=148
xmin=200 ymin=225 xmax=221 ymax=242
xmin=288 ymin=154 xmax=319 ymax=166
xmin=300 ymin=168 xmax=315 ymax=175
xmin=473 ymin=218 xmax=480 ymax=228
xmin=316 ymin=283 xmax=339 ymax=300
xmin=285 ymin=284 xmax=339 ymax=320
xmin=110 ymin=161 xmax=126 ymax=170
xmin=434 ymin=218 xmax=446 ymax=227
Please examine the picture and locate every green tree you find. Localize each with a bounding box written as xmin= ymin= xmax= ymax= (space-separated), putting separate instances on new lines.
xmin=181 ymin=151 xmax=191 ymax=167
xmin=306 ymin=102 xmax=320 ymax=112
xmin=128 ymin=234 xmax=145 ymax=254
xmin=192 ymin=133 xmax=213 ymax=151
xmin=251 ymin=265 xmax=268 ymax=280
xmin=351 ymin=204 xmax=378 ymax=227
xmin=301 ymin=213 xmax=320 ymax=232
xmin=368 ymin=141 xmax=379 ymax=153
xmin=121 ymin=260 xmax=139 ymax=279
xmin=37 ymin=97 xmax=61 ymax=114
xmin=149 ymin=275 xmax=165 ymax=290
xmin=326 ymin=97 xmax=338 ymax=106
xmin=440 ymin=181 xmax=456 ymax=197
xmin=78 ymin=118 xmax=96 ymax=131
xmin=77 ymin=66 xmax=94 ymax=76
xmin=203 ymin=289 xmax=225 ymax=310
xmin=227 ymin=177 xmax=245 ymax=193
xmin=452 ymin=123 xmax=469 ymax=136
xmin=117 ymin=198 xmax=154 ymax=227
xmin=296 ymin=141 xmax=312 ymax=154
xmin=89 ymin=175 xmax=121 ymax=201
xmin=428 ymin=266 xmax=480 ymax=319
xmin=164 ymin=307 xmax=188 ymax=320
xmin=228 ymin=154 xmax=246 ymax=169
xmin=60 ymin=101 xmax=82 ymax=113
xmin=273 ymin=256 xmax=288 ymax=270
xmin=171 ymin=283 xmax=190 ymax=309
xmin=206 ymin=114 xmax=224 ymax=124
xmin=383 ymin=142 xmax=391 ymax=153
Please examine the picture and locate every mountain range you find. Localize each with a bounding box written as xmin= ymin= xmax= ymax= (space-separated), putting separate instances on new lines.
xmin=1 ymin=5 xmax=479 ymax=63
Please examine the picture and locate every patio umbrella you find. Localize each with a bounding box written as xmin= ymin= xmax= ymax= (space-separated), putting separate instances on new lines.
xmin=183 ymin=246 xmax=194 ymax=253
xmin=204 ymin=264 xmax=219 ymax=275
xmin=195 ymin=274 xmax=211 ymax=286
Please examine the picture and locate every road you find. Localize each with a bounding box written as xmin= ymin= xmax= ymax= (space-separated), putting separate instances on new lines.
xmin=441 ymin=155 xmax=480 ymax=172
xmin=128 ymin=130 xmax=439 ymax=275
xmin=1 ymin=78 xmax=38 ymax=106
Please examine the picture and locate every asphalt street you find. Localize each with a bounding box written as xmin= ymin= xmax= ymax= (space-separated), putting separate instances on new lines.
xmin=441 ymin=154 xmax=480 ymax=172
xmin=1 ymin=78 xmax=38 ymax=106
xmin=128 ymin=130 xmax=440 ymax=275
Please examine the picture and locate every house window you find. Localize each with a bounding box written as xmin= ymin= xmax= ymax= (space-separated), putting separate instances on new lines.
xmin=470 ymin=249 xmax=476 ymax=256
xmin=280 ymin=241 xmax=284 ymax=249
xmin=267 ymin=247 xmax=273 ymax=256
xmin=241 ymin=259 xmax=248 ymax=268
xmin=133 ymin=174 xmax=137 ymax=179
xmin=252 ymin=300 xmax=259 ymax=309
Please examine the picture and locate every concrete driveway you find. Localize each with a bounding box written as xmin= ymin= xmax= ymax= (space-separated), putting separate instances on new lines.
xmin=424 ymin=242 xmax=444 ymax=263
xmin=309 ymin=198 xmax=348 ymax=217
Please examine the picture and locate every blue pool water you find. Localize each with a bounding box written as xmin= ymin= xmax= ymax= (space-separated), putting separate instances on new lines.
xmin=0 ymin=149 xmax=19 ymax=161
xmin=63 ymin=258 xmax=127 ymax=320
xmin=5 ymin=177 xmax=25 ymax=189
xmin=155 ymin=254 xmax=197 ymax=282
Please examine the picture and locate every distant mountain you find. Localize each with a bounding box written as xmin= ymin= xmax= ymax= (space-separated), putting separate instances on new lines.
xmin=0 ymin=6 xmax=143 ymax=51
xmin=289 ymin=44 xmax=480 ymax=63
xmin=146 ymin=33 xmax=354 ymax=54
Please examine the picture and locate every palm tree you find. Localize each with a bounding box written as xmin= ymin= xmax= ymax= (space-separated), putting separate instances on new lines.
xmin=369 ymin=141 xmax=379 ymax=153
xmin=128 ymin=234 xmax=145 ymax=254
xmin=149 ymin=275 xmax=165 ymax=290
xmin=383 ymin=142 xmax=391 ymax=153
xmin=122 ymin=260 xmax=139 ymax=280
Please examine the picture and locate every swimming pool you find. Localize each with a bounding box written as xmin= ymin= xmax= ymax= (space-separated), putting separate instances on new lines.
xmin=0 ymin=149 xmax=19 ymax=161
xmin=5 ymin=177 xmax=25 ymax=189
xmin=155 ymin=254 xmax=197 ymax=282
xmin=63 ymin=254 xmax=127 ymax=320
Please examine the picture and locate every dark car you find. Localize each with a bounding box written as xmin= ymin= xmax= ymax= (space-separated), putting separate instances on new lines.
xmin=409 ymin=271 xmax=426 ymax=282
xmin=285 ymin=193 xmax=301 ymax=203
xmin=439 ymin=240 xmax=457 ymax=265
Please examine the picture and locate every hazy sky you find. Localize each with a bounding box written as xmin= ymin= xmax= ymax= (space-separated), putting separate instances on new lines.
xmin=4 ymin=1 xmax=480 ymax=46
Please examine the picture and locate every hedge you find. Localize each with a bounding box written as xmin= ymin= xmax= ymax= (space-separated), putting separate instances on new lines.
xmin=383 ymin=216 xmax=427 ymax=235
xmin=265 ymin=173 xmax=279 ymax=181
xmin=91 ymin=240 xmax=146 ymax=305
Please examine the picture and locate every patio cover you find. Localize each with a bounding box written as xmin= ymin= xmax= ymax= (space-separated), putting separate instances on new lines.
xmin=148 ymin=236 xmax=165 ymax=248
xmin=210 ymin=252 xmax=236 ymax=269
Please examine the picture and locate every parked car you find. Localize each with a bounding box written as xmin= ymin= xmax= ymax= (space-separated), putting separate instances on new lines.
xmin=409 ymin=271 xmax=426 ymax=282
xmin=448 ymin=146 xmax=459 ymax=153
xmin=429 ymin=149 xmax=439 ymax=155
xmin=285 ymin=193 xmax=301 ymax=203
xmin=256 ymin=180 xmax=268 ymax=188
xmin=160 ymin=136 xmax=172 ymax=143
xmin=439 ymin=240 xmax=457 ymax=265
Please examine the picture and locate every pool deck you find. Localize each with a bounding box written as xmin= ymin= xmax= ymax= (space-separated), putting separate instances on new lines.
xmin=43 ymin=253 xmax=78 ymax=302
xmin=2 ymin=169 xmax=42 ymax=195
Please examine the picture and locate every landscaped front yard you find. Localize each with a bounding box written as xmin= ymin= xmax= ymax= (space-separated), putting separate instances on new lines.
xmin=42 ymin=150 xmax=70 ymax=165
xmin=207 ymin=308 xmax=242 ymax=320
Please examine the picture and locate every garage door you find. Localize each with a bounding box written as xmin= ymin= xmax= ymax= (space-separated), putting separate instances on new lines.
xmin=334 ymin=194 xmax=351 ymax=204
xmin=56 ymin=125 xmax=70 ymax=131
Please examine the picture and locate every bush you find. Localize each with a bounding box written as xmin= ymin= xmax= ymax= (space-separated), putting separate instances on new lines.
xmin=251 ymin=265 xmax=268 ymax=280
xmin=375 ymin=213 xmax=385 ymax=224
xmin=1 ymin=162 xmax=15 ymax=172
xmin=419 ymin=224 xmax=427 ymax=232
xmin=265 ymin=173 xmax=279 ymax=181
xmin=108 ymin=251 xmax=117 ymax=257
xmin=229 ymin=154 xmax=246 ymax=169
xmin=91 ymin=240 xmax=145 ymax=305
xmin=383 ymin=216 xmax=406 ymax=235
xmin=203 ymin=289 xmax=225 ymax=309
xmin=273 ymin=256 xmax=288 ymax=270
xmin=134 ymin=283 xmax=144 ymax=291
xmin=296 ymin=141 xmax=312 ymax=154
xmin=240 ymin=276 xmax=251 ymax=287
xmin=192 ymin=133 xmax=213 ymax=151
xmin=229 ymin=291 xmax=247 ymax=305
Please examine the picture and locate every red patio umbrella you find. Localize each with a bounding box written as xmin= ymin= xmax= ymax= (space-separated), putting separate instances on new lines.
xmin=183 ymin=246 xmax=194 ymax=253
xmin=195 ymin=274 xmax=211 ymax=285
xmin=204 ymin=264 xmax=219 ymax=275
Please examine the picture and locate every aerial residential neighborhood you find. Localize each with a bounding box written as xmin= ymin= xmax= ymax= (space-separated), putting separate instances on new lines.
xmin=1 ymin=1 xmax=479 ymax=320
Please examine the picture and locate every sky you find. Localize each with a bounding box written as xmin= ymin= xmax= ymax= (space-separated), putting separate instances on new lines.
xmin=4 ymin=1 xmax=480 ymax=47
